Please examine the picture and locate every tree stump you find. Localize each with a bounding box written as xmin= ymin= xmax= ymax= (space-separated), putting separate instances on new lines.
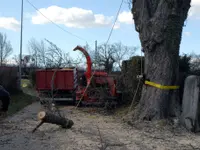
xmin=38 ymin=111 xmax=74 ymax=129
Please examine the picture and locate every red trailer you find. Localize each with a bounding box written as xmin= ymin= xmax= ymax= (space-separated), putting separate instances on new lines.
xmin=36 ymin=68 xmax=78 ymax=103
xmin=35 ymin=46 xmax=122 ymax=108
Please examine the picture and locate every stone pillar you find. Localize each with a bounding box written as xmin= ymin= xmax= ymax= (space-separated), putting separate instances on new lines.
xmin=181 ymin=75 xmax=200 ymax=132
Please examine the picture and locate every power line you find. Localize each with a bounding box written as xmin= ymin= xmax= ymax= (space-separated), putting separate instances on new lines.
xmin=105 ymin=0 xmax=124 ymax=45
xmin=75 ymin=0 xmax=125 ymax=108
xmin=25 ymin=0 xmax=88 ymax=43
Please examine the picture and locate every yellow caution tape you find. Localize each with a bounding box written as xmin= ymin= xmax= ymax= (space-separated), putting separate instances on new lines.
xmin=144 ymin=81 xmax=179 ymax=90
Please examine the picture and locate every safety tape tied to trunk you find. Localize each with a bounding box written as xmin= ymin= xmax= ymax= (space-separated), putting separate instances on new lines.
xmin=144 ymin=81 xmax=179 ymax=90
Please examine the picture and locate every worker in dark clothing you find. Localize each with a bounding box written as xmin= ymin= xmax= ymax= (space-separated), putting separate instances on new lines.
xmin=0 ymin=85 xmax=10 ymax=118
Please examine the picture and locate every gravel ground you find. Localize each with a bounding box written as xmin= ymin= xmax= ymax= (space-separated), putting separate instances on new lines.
xmin=0 ymin=102 xmax=200 ymax=150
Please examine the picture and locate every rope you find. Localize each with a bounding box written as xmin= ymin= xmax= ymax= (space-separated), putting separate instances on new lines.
xmin=127 ymin=0 xmax=145 ymax=113
xmin=74 ymin=0 xmax=124 ymax=109
xmin=50 ymin=69 xmax=63 ymax=117
xmin=105 ymin=0 xmax=124 ymax=46
xmin=74 ymin=71 xmax=96 ymax=109
xmin=26 ymin=0 xmax=88 ymax=43
xmin=128 ymin=79 xmax=141 ymax=112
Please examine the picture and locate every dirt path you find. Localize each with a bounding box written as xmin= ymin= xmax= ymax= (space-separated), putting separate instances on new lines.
xmin=0 ymin=102 xmax=200 ymax=150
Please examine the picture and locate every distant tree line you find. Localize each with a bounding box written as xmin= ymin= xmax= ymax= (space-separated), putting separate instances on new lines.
xmin=0 ymin=31 xmax=200 ymax=76
xmin=0 ymin=32 xmax=13 ymax=66
xmin=179 ymin=53 xmax=200 ymax=75
xmin=83 ymin=42 xmax=137 ymax=72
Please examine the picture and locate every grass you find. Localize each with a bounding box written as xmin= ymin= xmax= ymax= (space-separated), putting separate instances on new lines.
xmin=21 ymin=79 xmax=37 ymax=97
xmin=7 ymin=79 xmax=37 ymax=116
xmin=114 ymin=104 xmax=130 ymax=117
xmin=8 ymin=92 xmax=36 ymax=116
xmin=21 ymin=79 xmax=32 ymax=88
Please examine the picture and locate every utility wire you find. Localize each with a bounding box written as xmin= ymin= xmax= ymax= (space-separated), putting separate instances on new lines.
xmin=75 ymin=0 xmax=125 ymax=108
xmin=105 ymin=0 xmax=124 ymax=45
xmin=26 ymin=0 xmax=88 ymax=43
xmin=103 ymin=0 xmax=124 ymax=96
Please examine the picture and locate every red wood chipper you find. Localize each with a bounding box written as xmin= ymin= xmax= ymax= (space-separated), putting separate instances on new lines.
xmin=35 ymin=46 xmax=121 ymax=107
xmin=73 ymin=46 xmax=121 ymax=107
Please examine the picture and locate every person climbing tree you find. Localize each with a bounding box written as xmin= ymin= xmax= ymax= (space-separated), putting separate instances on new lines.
xmin=131 ymin=0 xmax=191 ymax=121
xmin=0 ymin=85 xmax=11 ymax=118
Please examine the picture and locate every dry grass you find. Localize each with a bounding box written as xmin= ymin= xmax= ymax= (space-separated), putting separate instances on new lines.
xmin=7 ymin=79 xmax=37 ymax=116
xmin=8 ymin=92 xmax=36 ymax=116
xmin=1 ymin=103 xmax=200 ymax=150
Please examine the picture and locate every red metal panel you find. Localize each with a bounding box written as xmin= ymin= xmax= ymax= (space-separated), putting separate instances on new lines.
xmin=36 ymin=69 xmax=75 ymax=91
xmin=36 ymin=70 xmax=46 ymax=90
xmin=55 ymin=71 xmax=64 ymax=89
xmin=54 ymin=71 xmax=74 ymax=90
xmin=46 ymin=71 xmax=54 ymax=89
xmin=36 ymin=71 xmax=47 ymax=90
xmin=65 ymin=71 xmax=74 ymax=89
xmin=94 ymin=71 xmax=108 ymax=76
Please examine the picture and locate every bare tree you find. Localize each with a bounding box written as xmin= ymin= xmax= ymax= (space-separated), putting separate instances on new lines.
xmin=93 ymin=43 xmax=115 ymax=72
xmin=87 ymin=42 xmax=136 ymax=72
xmin=44 ymin=39 xmax=63 ymax=68
xmin=0 ymin=33 xmax=13 ymax=66
xmin=28 ymin=38 xmax=46 ymax=67
xmin=62 ymin=53 xmax=82 ymax=67
xmin=28 ymin=38 xmax=62 ymax=68
xmin=28 ymin=38 xmax=81 ymax=68
xmin=13 ymin=54 xmax=35 ymax=66
xmin=113 ymin=42 xmax=137 ymax=69
xmin=131 ymin=0 xmax=191 ymax=121
xmin=13 ymin=55 xmax=20 ymax=66
xmin=190 ymin=54 xmax=200 ymax=71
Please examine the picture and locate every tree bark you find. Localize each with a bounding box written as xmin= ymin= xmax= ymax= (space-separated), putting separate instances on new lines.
xmin=37 ymin=111 xmax=74 ymax=128
xmin=131 ymin=0 xmax=191 ymax=121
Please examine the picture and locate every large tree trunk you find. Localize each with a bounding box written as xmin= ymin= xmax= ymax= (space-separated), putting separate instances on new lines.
xmin=131 ymin=0 xmax=191 ymax=121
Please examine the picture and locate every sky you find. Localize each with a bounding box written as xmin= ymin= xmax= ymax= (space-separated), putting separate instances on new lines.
xmin=0 ymin=0 xmax=200 ymax=63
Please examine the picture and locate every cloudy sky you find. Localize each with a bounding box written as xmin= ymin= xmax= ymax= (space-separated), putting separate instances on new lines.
xmin=0 ymin=0 xmax=199 ymax=60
